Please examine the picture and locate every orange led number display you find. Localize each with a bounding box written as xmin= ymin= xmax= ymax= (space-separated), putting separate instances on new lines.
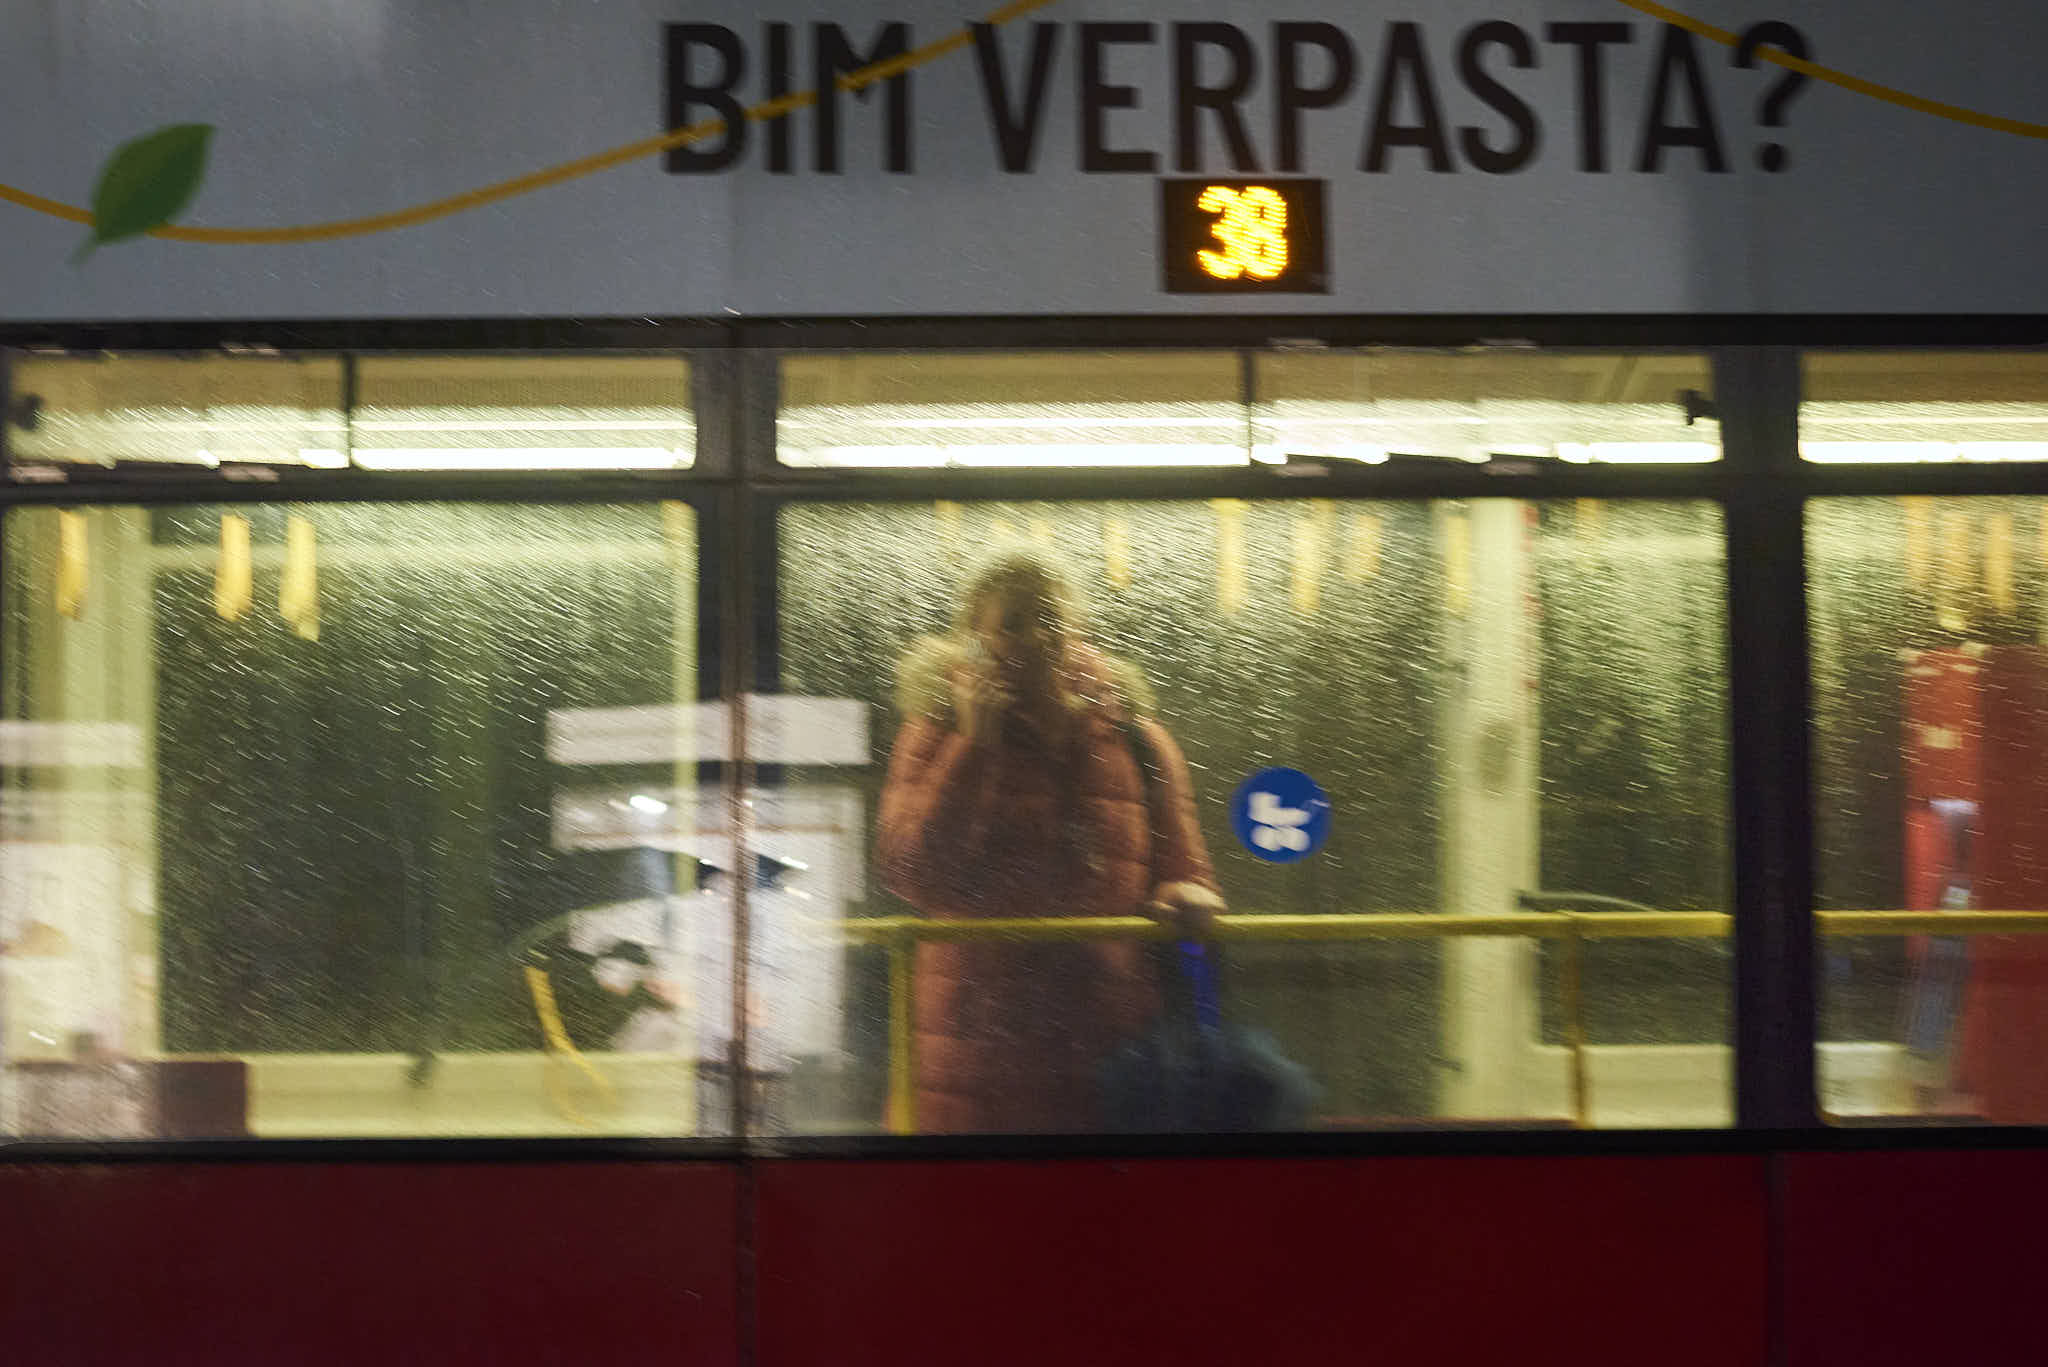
xmin=1195 ymin=184 xmax=1290 ymax=282
xmin=1159 ymin=178 xmax=1324 ymax=294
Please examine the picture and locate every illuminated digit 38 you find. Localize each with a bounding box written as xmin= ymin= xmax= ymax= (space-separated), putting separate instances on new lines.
xmin=1196 ymin=184 xmax=1290 ymax=282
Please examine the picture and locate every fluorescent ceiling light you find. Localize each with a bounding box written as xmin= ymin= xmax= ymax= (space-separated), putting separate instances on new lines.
xmin=793 ymin=444 xmax=1250 ymax=468
xmin=1802 ymin=442 xmax=1958 ymax=463
xmin=353 ymin=418 xmax=691 ymax=433
xmin=58 ymin=418 xmax=347 ymax=434
xmin=1803 ymin=441 xmax=2048 ymax=463
xmin=349 ymin=447 xmax=687 ymax=471
xmin=1554 ymin=442 xmax=1719 ymax=463
xmin=780 ymin=414 xmax=1233 ymax=432
xmin=1956 ymin=443 xmax=2048 ymax=461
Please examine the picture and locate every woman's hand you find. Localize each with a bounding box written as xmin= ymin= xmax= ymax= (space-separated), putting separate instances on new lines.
xmin=1145 ymin=880 xmax=1227 ymax=939
xmin=952 ymin=659 xmax=1014 ymax=745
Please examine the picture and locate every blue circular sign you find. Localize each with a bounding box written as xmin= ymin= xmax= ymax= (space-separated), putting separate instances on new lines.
xmin=1230 ymin=767 xmax=1332 ymax=863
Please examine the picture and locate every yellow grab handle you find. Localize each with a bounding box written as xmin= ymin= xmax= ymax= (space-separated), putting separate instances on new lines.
xmin=524 ymin=964 xmax=616 ymax=1127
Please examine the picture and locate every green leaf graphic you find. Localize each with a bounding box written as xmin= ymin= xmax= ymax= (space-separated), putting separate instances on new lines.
xmin=72 ymin=123 xmax=215 ymax=264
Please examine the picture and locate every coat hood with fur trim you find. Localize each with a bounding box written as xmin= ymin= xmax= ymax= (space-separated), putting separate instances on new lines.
xmin=892 ymin=633 xmax=1158 ymax=726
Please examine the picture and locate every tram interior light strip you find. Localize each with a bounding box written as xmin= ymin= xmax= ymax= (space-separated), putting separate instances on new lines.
xmin=793 ymin=443 xmax=1255 ymax=467
xmin=781 ymin=439 xmax=2048 ymax=466
xmin=1556 ymin=442 xmax=1719 ymax=463
xmin=347 ymin=446 xmax=690 ymax=470
xmin=787 ymin=441 xmax=1727 ymax=466
xmin=22 ymin=395 xmax=2048 ymax=469
xmin=1802 ymin=442 xmax=2048 ymax=463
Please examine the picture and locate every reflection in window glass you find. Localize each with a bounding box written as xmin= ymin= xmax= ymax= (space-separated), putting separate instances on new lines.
xmin=1257 ymin=351 xmax=1719 ymax=465
xmin=778 ymin=353 xmax=1246 ymax=467
xmin=0 ymin=502 xmax=717 ymax=1138
xmin=352 ymin=355 xmax=694 ymax=470
xmin=1812 ymin=497 xmax=2048 ymax=1124
xmin=766 ymin=497 xmax=1730 ymax=1135
xmin=8 ymin=355 xmax=347 ymax=468
xmin=1803 ymin=353 xmax=2048 ymax=462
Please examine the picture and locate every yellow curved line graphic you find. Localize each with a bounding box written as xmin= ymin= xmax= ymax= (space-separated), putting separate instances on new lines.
xmin=5 ymin=0 xmax=1053 ymax=246
xmin=0 ymin=183 xmax=92 ymax=226
xmin=1612 ymin=0 xmax=2048 ymax=139
xmin=0 ymin=0 xmax=2043 ymax=246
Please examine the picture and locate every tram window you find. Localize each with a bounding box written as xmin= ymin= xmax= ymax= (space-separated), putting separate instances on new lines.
xmin=760 ymin=496 xmax=1731 ymax=1136
xmin=1803 ymin=353 xmax=2048 ymax=462
xmin=1810 ymin=496 xmax=2048 ymax=1124
xmin=1256 ymin=351 xmax=1721 ymax=465
xmin=0 ymin=501 xmax=719 ymax=1139
xmin=777 ymin=352 xmax=1246 ymax=467
xmin=352 ymin=354 xmax=695 ymax=470
xmin=7 ymin=354 xmax=346 ymax=469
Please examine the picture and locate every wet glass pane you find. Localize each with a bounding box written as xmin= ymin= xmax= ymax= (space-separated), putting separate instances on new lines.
xmin=760 ymin=496 xmax=1730 ymax=1136
xmin=0 ymin=501 xmax=720 ymax=1138
xmin=8 ymin=355 xmax=346 ymax=468
xmin=1811 ymin=497 xmax=2048 ymax=1123
xmin=352 ymin=355 xmax=694 ymax=470
xmin=777 ymin=352 xmax=1246 ymax=467
xmin=1804 ymin=353 xmax=2048 ymax=462
xmin=1257 ymin=351 xmax=1719 ymax=465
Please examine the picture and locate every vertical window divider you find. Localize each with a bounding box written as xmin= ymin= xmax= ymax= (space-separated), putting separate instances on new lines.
xmin=340 ymin=351 xmax=359 ymax=470
xmin=689 ymin=348 xmax=738 ymax=481
xmin=1239 ymin=347 xmax=1258 ymax=464
xmin=736 ymin=349 xmax=782 ymax=480
xmin=727 ymin=348 xmax=783 ymax=1142
xmin=1714 ymin=345 xmax=1820 ymax=1129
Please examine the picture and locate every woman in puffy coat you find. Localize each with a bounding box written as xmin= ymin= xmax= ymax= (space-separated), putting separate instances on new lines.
xmin=876 ymin=550 xmax=1224 ymax=1133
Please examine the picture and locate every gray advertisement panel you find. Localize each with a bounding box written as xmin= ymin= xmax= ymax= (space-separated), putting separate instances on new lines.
xmin=0 ymin=0 xmax=2041 ymax=318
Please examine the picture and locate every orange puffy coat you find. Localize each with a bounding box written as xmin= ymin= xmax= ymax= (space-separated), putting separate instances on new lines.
xmin=876 ymin=642 xmax=1217 ymax=1133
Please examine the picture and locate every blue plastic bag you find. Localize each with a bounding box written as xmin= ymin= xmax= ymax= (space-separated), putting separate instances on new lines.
xmin=1098 ymin=942 xmax=1318 ymax=1133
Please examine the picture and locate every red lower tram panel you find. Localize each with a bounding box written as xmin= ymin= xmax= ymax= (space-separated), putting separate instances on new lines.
xmin=753 ymin=1155 xmax=1768 ymax=1367
xmin=0 ymin=1161 xmax=740 ymax=1367
xmin=1782 ymin=1148 xmax=2048 ymax=1367
xmin=14 ymin=1149 xmax=2048 ymax=1364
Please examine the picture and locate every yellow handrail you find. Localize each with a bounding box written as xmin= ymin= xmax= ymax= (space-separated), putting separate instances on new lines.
xmin=841 ymin=910 xmax=2048 ymax=944
xmin=837 ymin=911 xmax=1736 ymax=944
xmin=839 ymin=908 xmax=2048 ymax=1134
xmin=1817 ymin=910 xmax=2048 ymax=936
